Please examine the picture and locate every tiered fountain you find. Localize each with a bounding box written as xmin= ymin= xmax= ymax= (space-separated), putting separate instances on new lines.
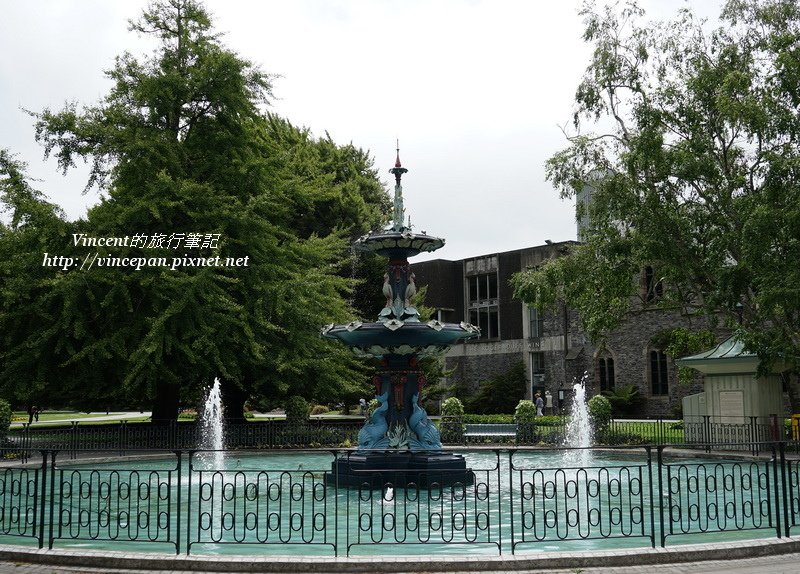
xmin=323 ymin=149 xmax=479 ymax=487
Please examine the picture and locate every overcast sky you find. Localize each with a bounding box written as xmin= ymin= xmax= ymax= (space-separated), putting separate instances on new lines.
xmin=1 ymin=0 xmax=721 ymax=262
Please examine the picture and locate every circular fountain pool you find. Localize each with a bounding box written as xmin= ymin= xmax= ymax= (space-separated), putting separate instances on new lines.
xmin=8 ymin=447 xmax=789 ymax=557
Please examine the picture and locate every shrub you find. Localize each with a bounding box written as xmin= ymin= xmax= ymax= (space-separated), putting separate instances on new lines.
xmin=588 ymin=395 xmax=612 ymax=438
xmin=440 ymin=397 xmax=464 ymax=443
xmin=533 ymin=415 xmax=563 ymax=427
xmin=463 ymin=362 xmax=526 ymax=414
xmin=441 ymin=397 xmax=465 ymax=417
xmin=310 ymin=405 xmax=330 ymax=416
xmin=514 ymin=400 xmax=537 ymax=421
xmin=0 ymin=399 xmax=11 ymax=436
xmin=602 ymin=384 xmax=642 ymax=417
xmin=285 ymin=396 xmax=310 ymax=427
xmin=515 ymin=400 xmax=537 ymax=444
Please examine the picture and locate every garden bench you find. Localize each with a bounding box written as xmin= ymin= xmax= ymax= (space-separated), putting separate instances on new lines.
xmin=463 ymin=423 xmax=518 ymax=440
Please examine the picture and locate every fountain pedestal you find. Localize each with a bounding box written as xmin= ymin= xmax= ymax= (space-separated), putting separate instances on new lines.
xmin=328 ymin=450 xmax=473 ymax=488
xmin=321 ymin=151 xmax=478 ymax=488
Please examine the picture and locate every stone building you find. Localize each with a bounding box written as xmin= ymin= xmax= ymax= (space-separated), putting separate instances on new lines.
xmin=412 ymin=241 xmax=706 ymax=417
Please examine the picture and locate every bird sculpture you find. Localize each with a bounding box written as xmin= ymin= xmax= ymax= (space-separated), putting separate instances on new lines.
xmin=382 ymin=273 xmax=393 ymax=308
xmin=404 ymin=272 xmax=417 ymax=307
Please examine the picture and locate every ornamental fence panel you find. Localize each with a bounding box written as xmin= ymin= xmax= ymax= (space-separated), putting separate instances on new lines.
xmin=46 ymin=451 xmax=182 ymax=552
xmin=338 ymin=451 xmax=502 ymax=555
xmin=788 ymin=457 xmax=800 ymax=537
xmin=186 ymin=450 xmax=337 ymax=555
xmin=0 ymin=454 xmax=46 ymax=546
xmin=509 ymin=448 xmax=654 ymax=551
xmin=5 ymin=421 xmax=363 ymax=463
xmin=657 ymin=451 xmax=780 ymax=545
xmin=0 ymin=443 xmax=797 ymax=557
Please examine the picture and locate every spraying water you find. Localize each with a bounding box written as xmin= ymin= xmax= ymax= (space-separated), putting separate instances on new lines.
xmin=562 ymin=372 xmax=593 ymax=467
xmin=198 ymin=377 xmax=225 ymax=470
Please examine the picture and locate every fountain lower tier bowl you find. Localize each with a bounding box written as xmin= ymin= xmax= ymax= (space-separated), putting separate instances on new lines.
xmin=326 ymin=450 xmax=474 ymax=488
xmin=321 ymin=321 xmax=478 ymax=357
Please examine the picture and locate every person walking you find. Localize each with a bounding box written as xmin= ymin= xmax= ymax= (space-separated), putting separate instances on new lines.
xmin=535 ymin=393 xmax=544 ymax=416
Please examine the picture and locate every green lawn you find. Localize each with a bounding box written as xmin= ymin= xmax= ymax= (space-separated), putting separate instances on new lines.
xmin=11 ymin=411 xmax=151 ymax=424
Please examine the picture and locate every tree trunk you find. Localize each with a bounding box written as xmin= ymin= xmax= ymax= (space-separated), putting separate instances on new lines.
xmin=151 ymin=380 xmax=180 ymax=423
xmin=220 ymin=378 xmax=247 ymax=424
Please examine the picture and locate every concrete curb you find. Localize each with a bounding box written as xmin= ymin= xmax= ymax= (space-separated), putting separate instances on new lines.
xmin=0 ymin=537 xmax=798 ymax=572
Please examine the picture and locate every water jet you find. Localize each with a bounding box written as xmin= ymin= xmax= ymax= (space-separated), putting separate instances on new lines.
xmin=198 ymin=377 xmax=225 ymax=470
xmin=562 ymin=372 xmax=593 ymax=467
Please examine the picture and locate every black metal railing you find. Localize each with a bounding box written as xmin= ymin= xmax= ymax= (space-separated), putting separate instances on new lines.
xmin=3 ymin=416 xmax=797 ymax=464
xmin=4 ymin=420 xmax=363 ymax=462
xmin=441 ymin=415 xmax=794 ymax=453
xmin=0 ymin=443 xmax=797 ymax=557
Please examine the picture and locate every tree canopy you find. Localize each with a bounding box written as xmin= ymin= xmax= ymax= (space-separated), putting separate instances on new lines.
xmin=0 ymin=151 xmax=82 ymax=410
xmin=512 ymin=0 xmax=800 ymax=405
xmin=1 ymin=0 xmax=388 ymax=420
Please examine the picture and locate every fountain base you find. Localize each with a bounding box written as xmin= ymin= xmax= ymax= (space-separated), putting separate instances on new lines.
xmin=327 ymin=450 xmax=474 ymax=488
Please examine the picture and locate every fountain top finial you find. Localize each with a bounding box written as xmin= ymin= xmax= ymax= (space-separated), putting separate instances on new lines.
xmin=389 ymin=139 xmax=408 ymax=183
xmin=394 ymin=139 xmax=402 ymax=168
xmin=389 ymin=139 xmax=409 ymax=232
xmin=350 ymin=140 xmax=445 ymax=255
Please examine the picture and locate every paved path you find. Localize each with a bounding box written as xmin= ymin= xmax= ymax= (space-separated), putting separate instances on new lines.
xmin=542 ymin=552 xmax=800 ymax=574
xmin=0 ymin=537 xmax=797 ymax=573
xmin=0 ymin=553 xmax=798 ymax=573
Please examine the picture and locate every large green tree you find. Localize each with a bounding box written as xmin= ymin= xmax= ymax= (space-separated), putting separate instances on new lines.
xmin=0 ymin=151 xmax=81 ymax=411
xmin=512 ymin=0 xmax=800 ymax=407
xmin=19 ymin=0 xmax=386 ymax=421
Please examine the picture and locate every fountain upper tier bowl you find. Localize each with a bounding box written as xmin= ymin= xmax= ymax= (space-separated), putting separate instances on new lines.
xmin=322 ymin=319 xmax=479 ymax=358
xmin=354 ymin=230 xmax=444 ymax=258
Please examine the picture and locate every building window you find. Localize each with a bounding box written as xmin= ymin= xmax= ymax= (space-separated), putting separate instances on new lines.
xmin=467 ymin=273 xmax=499 ymax=339
xmin=598 ymin=355 xmax=615 ymax=393
xmin=530 ymin=352 xmax=545 ymax=374
xmin=530 ymin=352 xmax=545 ymax=389
xmin=643 ymin=266 xmax=663 ymax=302
xmin=469 ymin=307 xmax=499 ymax=339
xmin=528 ymin=307 xmax=544 ymax=338
xmin=468 ymin=273 xmax=498 ymax=303
xmin=650 ymin=350 xmax=669 ymax=395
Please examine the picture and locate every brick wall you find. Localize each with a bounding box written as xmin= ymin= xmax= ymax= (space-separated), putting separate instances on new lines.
xmin=580 ymin=310 xmax=710 ymax=418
